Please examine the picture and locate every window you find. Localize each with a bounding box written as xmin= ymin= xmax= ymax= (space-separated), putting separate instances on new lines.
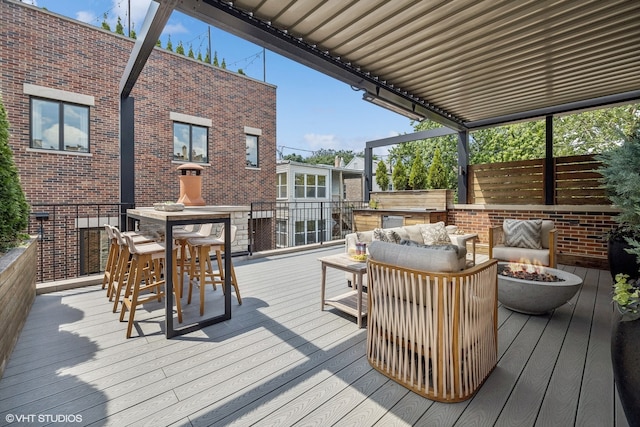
xmin=246 ymin=134 xmax=259 ymax=167
xmin=30 ymin=98 xmax=89 ymax=152
xmin=277 ymin=173 xmax=287 ymax=198
xmin=294 ymin=219 xmax=327 ymax=245
xmin=276 ymin=219 xmax=288 ymax=248
xmin=294 ymin=173 xmax=327 ymax=199
xmin=173 ymin=122 xmax=208 ymax=163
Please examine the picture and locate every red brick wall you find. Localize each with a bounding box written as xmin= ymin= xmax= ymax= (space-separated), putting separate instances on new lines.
xmin=1 ymin=0 xmax=276 ymax=207
xmin=448 ymin=207 xmax=618 ymax=268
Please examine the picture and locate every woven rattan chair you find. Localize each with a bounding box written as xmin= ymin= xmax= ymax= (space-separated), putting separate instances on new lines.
xmin=366 ymin=258 xmax=498 ymax=402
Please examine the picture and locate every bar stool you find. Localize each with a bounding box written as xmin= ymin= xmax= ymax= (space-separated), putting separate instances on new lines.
xmin=102 ymin=224 xmax=119 ymax=292
xmin=106 ymin=226 xmax=153 ymax=312
xmin=187 ymin=225 xmax=242 ymax=316
xmin=119 ymin=234 xmax=183 ymax=338
xmin=173 ymin=223 xmax=214 ymax=296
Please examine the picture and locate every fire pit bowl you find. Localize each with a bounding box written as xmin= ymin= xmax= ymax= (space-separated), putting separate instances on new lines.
xmin=497 ymin=262 xmax=583 ymax=315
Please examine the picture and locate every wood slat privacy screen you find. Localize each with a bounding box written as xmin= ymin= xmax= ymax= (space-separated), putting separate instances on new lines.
xmin=468 ymin=154 xmax=608 ymax=205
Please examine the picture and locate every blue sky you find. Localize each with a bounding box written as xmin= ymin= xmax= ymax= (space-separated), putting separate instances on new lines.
xmin=25 ymin=0 xmax=416 ymax=158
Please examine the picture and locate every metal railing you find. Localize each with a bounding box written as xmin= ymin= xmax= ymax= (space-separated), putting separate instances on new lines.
xmin=28 ymin=203 xmax=133 ymax=283
xmin=27 ymin=201 xmax=365 ymax=283
xmin=249 ymin=200 xmax=366 ymax=254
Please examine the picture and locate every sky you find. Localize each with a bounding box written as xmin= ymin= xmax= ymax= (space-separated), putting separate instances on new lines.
xmin=24 ymin=0 xmax=416 ymax=159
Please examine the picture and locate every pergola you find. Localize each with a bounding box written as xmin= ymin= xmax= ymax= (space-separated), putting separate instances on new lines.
xmin=120 ymin=0 xmax=640 ymax=204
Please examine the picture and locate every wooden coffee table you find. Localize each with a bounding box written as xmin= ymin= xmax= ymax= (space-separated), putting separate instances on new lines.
xmin=319 ymin=253 xmax=368 ymax=328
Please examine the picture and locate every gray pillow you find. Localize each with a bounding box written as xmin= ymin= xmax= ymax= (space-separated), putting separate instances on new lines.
xmin=503 ymin=219 xmax=542 ymax=249
xmin=373 ymin=228 xmax=401 ymax=244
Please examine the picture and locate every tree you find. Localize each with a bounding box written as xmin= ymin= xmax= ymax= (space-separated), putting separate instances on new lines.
xmin=409 ymin=153 xmax=428 ymax=189
xmin=155 ymin=39 xmax=162 ymax=48
xmin=0 ymin=95 xmax=29 ymax=252
xmin=282 ymin=153 xmax=305 ymax=162
xmin=101 ymin=13 xmax=111 ymax=31
xmin=115 ymin=16 xmax=125 ymax=35
xmin=129 ymin=24 xmax=137 ymax=39
xmin=427 ymin=147 xmax=447 ymax=188
xmin=221 ymin=59 xmax=227 ymax=69
xmin=213 ymin=51 xmax=219 ymax=66
xmin=470 ymin=120 xmax=546 ymax=164
xmin=392 ymin=160 xmax=408 ymax=190
xmin=375 ymin=160 xmax=389 ymax=191
xmin=166 ymin=35 xmax=173 ymax=52
xmin=176 ymin=41 xmax=185 ymax=55
xmin=305 ymin=148 xmax=357 ymax=166
xmin=187 ymin=44 xmax=194 ymax=58
xmin=238 ymin=69 xmax=245 ymax=75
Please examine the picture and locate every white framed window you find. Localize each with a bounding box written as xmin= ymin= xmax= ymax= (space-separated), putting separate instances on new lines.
xmin=277 ymin=173 xmax=287 ymax=199
xmin=276 ymin=219 xmax=288 ymax=248
xmin=294 ymin=219 xmax=326 ymax=245
xmin=294 ymin=173 xmax=327 ymax=199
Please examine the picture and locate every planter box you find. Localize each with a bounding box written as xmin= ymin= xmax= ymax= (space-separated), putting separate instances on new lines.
xmin=0 ymin=238 xmax=37 ymax=378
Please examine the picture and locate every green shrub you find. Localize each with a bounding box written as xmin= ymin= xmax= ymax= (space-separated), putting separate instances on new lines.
xmin=375 ymin=160 xmax=389 ymax=191
xmin=392 ymin=160 xmax=408 ymax=190
xmin=0 ymin=94 xmax=30 ymax=252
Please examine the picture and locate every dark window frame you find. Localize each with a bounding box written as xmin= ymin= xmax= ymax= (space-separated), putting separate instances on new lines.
xmin=173 ymin=122 xmax=209 ymax=163
xmin=30 ymin=97 xmax=90 ymax=152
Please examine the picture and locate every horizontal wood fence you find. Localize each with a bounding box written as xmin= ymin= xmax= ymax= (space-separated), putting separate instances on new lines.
xmin=468 ymin=154 xmax=608 ymax=205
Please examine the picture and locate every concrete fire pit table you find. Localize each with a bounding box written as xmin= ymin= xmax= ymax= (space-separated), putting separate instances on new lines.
xmin=497 ymin=262 xmax=583 ymax=315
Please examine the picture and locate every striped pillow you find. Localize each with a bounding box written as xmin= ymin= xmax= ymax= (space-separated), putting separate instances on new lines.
xmin=503 ymin=219 xmax=542 ymax=249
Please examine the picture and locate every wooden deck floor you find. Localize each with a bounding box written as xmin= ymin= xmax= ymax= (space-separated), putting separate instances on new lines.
xmin=0 ymin=245 xmax=631 ymax=426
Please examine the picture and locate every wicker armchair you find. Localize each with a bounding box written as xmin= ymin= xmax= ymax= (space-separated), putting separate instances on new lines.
xmin=366 ymin=258 xmax=498 ymax=402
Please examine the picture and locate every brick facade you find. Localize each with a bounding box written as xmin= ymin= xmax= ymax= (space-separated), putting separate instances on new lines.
xmin=0 ymin=0 xmax=276 ymax=207
xmin=448 ymin=206 xmax=619 ymax=269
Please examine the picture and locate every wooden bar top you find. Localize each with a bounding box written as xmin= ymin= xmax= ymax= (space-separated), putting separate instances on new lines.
xmin=127 ymin=207 xmax=230 ymax=222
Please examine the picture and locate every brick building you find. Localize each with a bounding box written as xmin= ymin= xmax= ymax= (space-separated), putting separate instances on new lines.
xmin=0 ymin=0 xmax=276 ymax=207
xmin=0 ymin=0 xmax=276 ymax=280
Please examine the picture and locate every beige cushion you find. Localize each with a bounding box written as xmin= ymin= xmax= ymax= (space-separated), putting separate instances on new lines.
xmin=420 ymin=221 xmax=451 ymax=245
xmin=402 ymin=224 xmax=425 ymax=243
xmin=492 ymin=245 xmax=550 ymax=266
xmin=540 ymin=220 xmax=554 ymax=249
xmin=503 ymin=219 xmax=542 ymax=249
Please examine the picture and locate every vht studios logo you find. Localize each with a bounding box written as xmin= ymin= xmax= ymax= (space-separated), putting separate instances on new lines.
xmin=5 ymin=413 xmax=83 ymax=423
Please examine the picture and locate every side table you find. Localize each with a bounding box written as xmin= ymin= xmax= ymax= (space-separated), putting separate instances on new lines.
xmin=318 ymin=253 xmax=368 ymax=328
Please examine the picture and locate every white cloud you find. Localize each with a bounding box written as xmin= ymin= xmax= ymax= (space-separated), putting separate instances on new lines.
xmin=20 ymin=0 xmax=37 ymax=5
xmin=75 ymin=11 xmax=97 ymax=24
xmin=163 ymin=22 xmax=189 ymax=36
xmin=303 ymin=133 xmax=340 ymax=150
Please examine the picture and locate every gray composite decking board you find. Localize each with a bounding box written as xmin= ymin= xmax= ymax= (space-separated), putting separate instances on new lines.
xmin=0 ymin=245 xmax=627 ymax=427
xmin=576 ymin=267 xmax=618 ymax=427
xmin=536 ymin=266 xmax=597 ymax=426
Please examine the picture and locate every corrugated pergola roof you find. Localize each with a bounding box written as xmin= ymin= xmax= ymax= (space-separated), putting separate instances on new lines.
xmin=126 ymin=0 xmax=640 ymax=131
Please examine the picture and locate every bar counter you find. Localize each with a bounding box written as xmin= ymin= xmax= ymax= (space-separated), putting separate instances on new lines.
xmin=127 ymin=207 xmax=231 ymax=338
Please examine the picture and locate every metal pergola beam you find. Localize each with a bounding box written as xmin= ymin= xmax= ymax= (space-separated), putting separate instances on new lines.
xmin=161 ymin=0 xmax=467 ymax=131
xmin=120 ymin=0 xmax=177 ymax=98
xmin=464 ymin=89 xmax=640 ymax=130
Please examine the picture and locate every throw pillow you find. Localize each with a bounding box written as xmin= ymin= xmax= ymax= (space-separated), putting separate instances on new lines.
xmin=373 ymin=228 xmax=401 ymax=244
xmin=503 ymin=219 xmax=542 ymax=249
xmin=419 ymin=221 xmax=451 ymax=245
